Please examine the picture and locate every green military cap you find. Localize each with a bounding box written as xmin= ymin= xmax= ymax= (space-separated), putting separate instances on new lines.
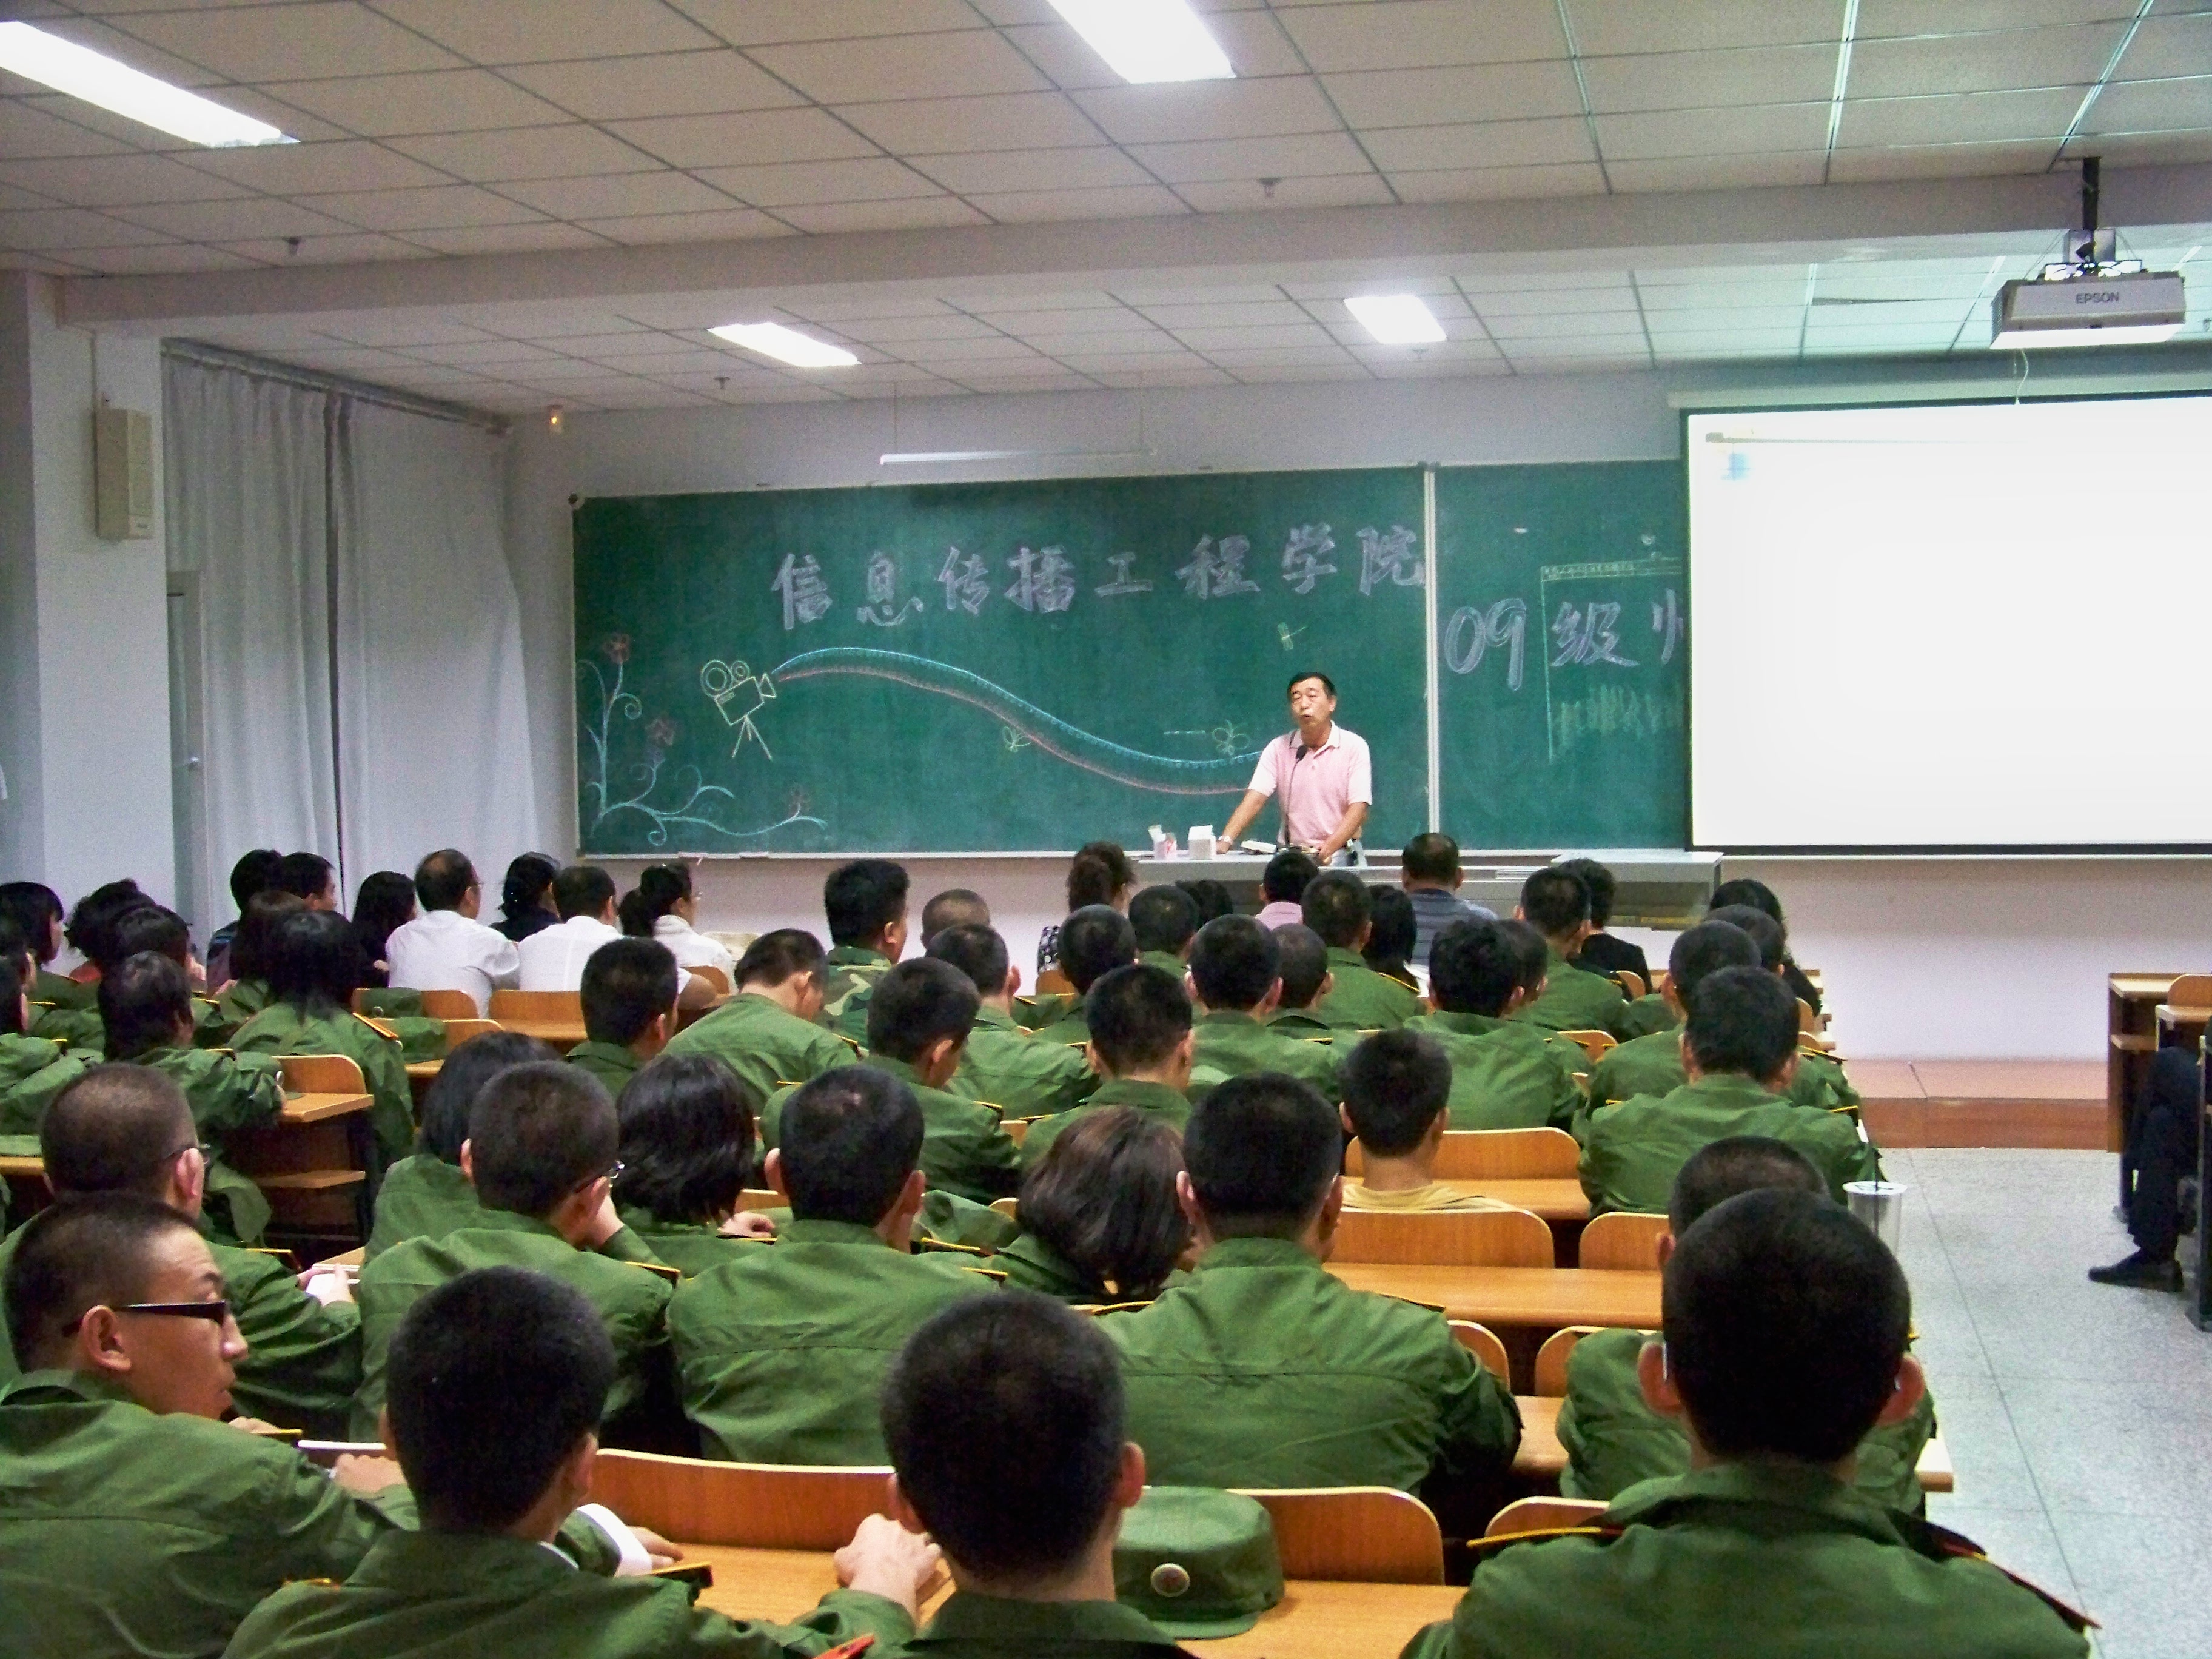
xmin=1112 ymin=1487 xmax=1282 ymax=1638
xmin=350 ymin=987 xmax=426 ymax=1019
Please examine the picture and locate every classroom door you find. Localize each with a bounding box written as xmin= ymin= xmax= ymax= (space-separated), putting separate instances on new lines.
xmin=166 ymin=576 xmax=210 ymax=940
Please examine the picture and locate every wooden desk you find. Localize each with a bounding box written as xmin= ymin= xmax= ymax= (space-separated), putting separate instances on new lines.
xmin=232 ymin=1091 xmax=375 ymax=1235
xmin=682 ymin=1544 xmax=1463 ymax=1657
xmin=1446 ymin=1179 xmax=1589 ymax=1222
xmin=495 ymin=1019 xmax=587 ymax=1051
xmin=2109 ymin=973 xmax=2185 ymax=1156
xmin=1327 ymin=1263 xmax=1660 ymax=1332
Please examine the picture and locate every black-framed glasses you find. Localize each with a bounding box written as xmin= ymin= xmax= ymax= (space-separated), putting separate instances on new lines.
xmin=65 ymin=1298 xmax=232 ymax=1333
xmin=166 ymin=1142 xmax=215 ymax=1164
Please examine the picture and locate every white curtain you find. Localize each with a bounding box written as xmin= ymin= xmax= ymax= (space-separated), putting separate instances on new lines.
xmin=163 ymin=360 xmax=338 ymax=929
xmin=330 ymin=398 xmax=540 ymax=892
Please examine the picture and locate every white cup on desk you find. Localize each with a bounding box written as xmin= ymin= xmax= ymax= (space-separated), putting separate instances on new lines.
xmin=1188 ymin=825 xmax=1216 ymax=860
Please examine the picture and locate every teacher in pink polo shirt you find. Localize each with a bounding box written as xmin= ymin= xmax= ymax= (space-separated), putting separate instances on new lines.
xmin=1221 ymin=671 xmax=1373 ymax=865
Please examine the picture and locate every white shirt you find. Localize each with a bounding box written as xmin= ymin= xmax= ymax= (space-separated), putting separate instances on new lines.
xmin=386 ymin=908 xmax=521 ymax=1015
xmin=517 ymin=914 xmax=623 ymax=993
xmin=1244 ymin=725 xmax=1373 ymax=851
xmin=653 ymin=914 xmax=736 ymax=977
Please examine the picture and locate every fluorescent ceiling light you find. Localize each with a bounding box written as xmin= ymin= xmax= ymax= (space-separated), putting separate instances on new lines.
xmin=1991 ymin=322 xmax=2184 ymax=349
xmin=1346 ymin=293 xmax=1447 ymax=346
xmin=0 ymin=22 xmax=292 ymax=147
xmin=708 ymin=322 xmax=859 ymax=369
xmin=1047 ymin=0 xmax=1233 ymax=84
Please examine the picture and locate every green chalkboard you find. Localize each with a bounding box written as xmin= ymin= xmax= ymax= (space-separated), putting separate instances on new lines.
xmin=574 ymin=471 xmax=1429 ymax=854
xmin=1435 ymin=462 xmax=1687 ymax=849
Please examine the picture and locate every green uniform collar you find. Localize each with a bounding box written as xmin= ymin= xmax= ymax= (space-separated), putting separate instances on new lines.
xmin=1194 ymin=1235 xmax=1322 ymax=1275
xmin=1139 ymin=950 xmax=1188 ymax=977
xmin=779 ymin=1216 xmax=897 ymax=1250
xmin=1324 ymin=946 xmax=1366 ymax=970
xmin=995 ymin=1232 xmax=1096 ymax=1299
xmin=1670 ymin=1073 xmax=1789 ymax=1110
xmin=346 ymin=1528 xmax=580 ymax=1594
xmin=0 ymin=1365 xmax=138 ymax=1409
xmin=913 ymin=1590 xmax=1185 ymax=1652
xmin=566 ymin=1038 xmax=639 ymax=1069
xmin=971 ymin=1004 xmax=1022 ymax=1034
xmin=0 ymin=1033 xmax=66 ymax=1081
xmin=868 ymin=1053 xmax=928 ymax=1087
xmin=1195 ymin=1008 xmax=1265 ymax=1028
xmin=1413 ymin=1009 xmax=1508 ymax=1036
xmin=1088 ymin=1078 xmax=1191 ymax=1115
xmin=1606 ymin=1460 xmax=1904 ymax=1544
xmin=827 ymin=944 xmax=891 ymax=968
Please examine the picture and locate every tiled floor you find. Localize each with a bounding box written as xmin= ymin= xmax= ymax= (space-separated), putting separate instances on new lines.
xmin=1895 ymin=1147 xmax=2212 ymax=1659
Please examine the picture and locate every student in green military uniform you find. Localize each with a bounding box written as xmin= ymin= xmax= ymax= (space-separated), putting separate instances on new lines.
xmin=670 ymin=1065 xmax=996 ymax=1463
xmin=1000 ymin=1107 xmax=1190 ymax=1304
xmin=1580 ymin=968 xmax=1882 ymax=1216
xmin=355 ymin=1063 xmax=673 ymax=1442
xmin=1265 ymin=923 xmax=1337 ymax=1035
xmin=18 ymin=878 xmax=146 ymax=1052
xmin=214 ymin=889 xmax=303 ymax=1034
xmin=1305 ymin=871 xmax=1423 ymax=1031
xmin=0 ymin=878 xmax=84 ymax=1014
xmin=1341 ymin=1031 xmax=1514 ymax=1213
xmin=1027 ymin=905 xmax=1137 ymax=1049
xmin=880 ymin=1293 xmax=1198 ymax=1659
xmin=1105 ymin=1074 xmax=1520 ymax=1495
xmin=0 ymin=1066 xmax=363 ymax=1436
xmin=0 ymin=1193 xmax=409 ymax=1656
xmin=0 ymin=954 xmax=90 ymax=1134
xmin=99 ymin=951 xmax=282 ymax=1243
xmin=1707 ymin=903 xmax=1859 ymax=1110
xmin=850 ymin=960 xmax=1020 ymax=1202
xmin=1401 ymin=919 xmax=1584 ymax=1132
xmin=569 ymin=936 xmax=683 ymax=1096
xmin=667 ymin=928 xmax=856 ymax=1102
xmin=1130 ymin=884 xmax=1199 ymax=979
xmin=224 ymin=1265 xmax=937 ymax=1659
xmin=1020 ymin=963 xmax=1193 ymax=1167
xmin=1509 ymin=865 xmax=1631 ymax=1036
xmin=1557 ymin=1136 xmax=1934 ymax=1513
xmin=233 ymin=908 xmax=414 ymax=1163
xmin=1183 ymin=915 xmax=1343 ymax=1101
xmin=930 ymin=923 xmax=1096 ymax=1120
xmin=1399 ymin=1187 xmax=2088 ymax=1659
xmin=612 ymin=1054 xmax=778 ymax=1275
xmin=366 ymin=1031 xmax=554 ymax=1259
xmin=819 ymin=859 xmax=910 ymax=1042
xmin=920 ymin=886 xmax=991 ymax=942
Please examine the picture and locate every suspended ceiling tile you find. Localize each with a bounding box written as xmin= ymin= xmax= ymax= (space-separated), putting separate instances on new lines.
xmin=386 ymin=125 xmax=665 ymax=183
xmin=1858 ymin=0 xmax=2143 ymax=36
xmin=962 ymin=183 xmax=1193 ymax=222
xmin=1638 ymin=302 xmax=1809 ymax=329
xmin=293 ymin=184 xmax=548 ymax=231
xmin=891 ymin=332 xmax=1043 ymax=361
xmin=1272 ymin=1 xmax=1571 ymax=72
xmin=1635 ymin=280 xmax=1808 ymax=310
xmin=495 ymin=169 xmax=734 ymax=218
xmin=835 ymin=90 xmax=1103 ymax=155
xmin=1805 ymin=297 xmax=1975 ymax=324
xmin=404 ymin=221 xmax=611 ymax=255
xmin=608 ymin=107 xmax=882 ymax=169
xmin=112 ymin=1 xmax=463 ymax=80
xmin=1825 ymin=138 xmax=2065 ymax=181
xmin=1051 ymin=350 xmax=1219 ymax=375
xmin=391 ymin=337 xmax=568 ymax=365
xmin=911 ymin=147 xmax=1151 ymax=195
xmin=1849 ymin=24 xmax=2130 ymax=99
xmin=0 ymin=101 xmax=134 ymax=160
xmin=1322 ymin=61 xmax=1587 ymax=129
xmin=0 ymin=183 xmax=61 ymax=212
xmin=1199 ymin=12 xmax=1316 ymax=80
xmin=1577 ymin=44 xmax=1838 ymax=113
xmin=2114 ymin=13 xmax=2212 ymax=81
xmin=1838 ymin=86 xmax=2085 ymax=147
xmin=1594 ymin=102 xmax=1831 ymax=161
xmin=68 ymin=240 xmax=263 ymax=272
xmin=1608 ymin=152 xmax=1829 ymax=191
xmin=365 ymin=0 xmax=720 ymax=64
xmin=811 ymin=310 xmax=1000 ymax=343
xmin=1175 ymin=173 xmax=1395 ymax=210
xmin=1024 ymin=329 xmax=1192 ymax=357
xmin=1224 ymin=362 xmax=1376 ymax=383
xmin=1642 ymin=324 xmax=1805 ymax=349
xmin=1125 ymin=130 xmax=1373 ymax=184
xmin=774 ymin=195 xmax=989 ymax=232
xmin=665 ymin=0 xmax=985 ymax=45
xmin=1201 ymin=344 xmax=1360 ymax=367
xmin=2085 ymin=76 xmax=2212 ymax=134
xmin=1071 ymin=78 xmax=1344 ymax=146
xmin=1565 ymin=0 xmax=1846 ymax=55
xmin=1138 ymin=298 xmax=1312 ymax=328
xmin=695 ymin=156 xmax=950 ymax=207
xmin=113 ymin=195 xmax=361 ymax=240
xmin=1387 ymin=160 xmax=1608 ymax=200
xmin=0 ymin=152 xmax=250 ymax=206
xmin=1342 ymin=335 xmax=1503 ymax=362
xmin=1364 ymin=116 xmax=1597 ymax=171
xmin=183 ymin=139 xmax=457 ymax=195
xmin=748 ymin=30 xmax=1049 ymax=105
xmin=1168 ymin=321 xmax=1338 ymax=350
xmin=258 ymin=70 xmax=571 ymax=137
xmin=576 ymin=207 xmax=794 ymax=243
xmin=502 ymin=50 xmax=803 ymax=121
xmin=0 ymin=205 xmax=173 ymax=248
xmin=1480 ymin=307 xmax=1650 ymax=338
xmin=1364 ymin=354 xmax=1513 ymax=377
xmin=1466 ymin=284 xmax=1641 ymax=315
xmin=2061 ymin=130 xmax=2212 ymax=164
xmin=1500 ymin=334 xmax=1651 ymax=355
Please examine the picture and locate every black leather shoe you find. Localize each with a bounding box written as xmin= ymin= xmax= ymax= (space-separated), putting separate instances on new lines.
xmin=2088 ymin=1252 xmax=2184 ymax=1290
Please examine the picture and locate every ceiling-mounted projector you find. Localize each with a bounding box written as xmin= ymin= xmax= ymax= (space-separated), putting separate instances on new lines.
xmin=1991 ymin=156 xmax=2188 ymax=349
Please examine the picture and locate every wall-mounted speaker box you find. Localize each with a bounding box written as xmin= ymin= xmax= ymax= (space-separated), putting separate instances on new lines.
xmin=95 ymin=406 xmax=155 ymax=541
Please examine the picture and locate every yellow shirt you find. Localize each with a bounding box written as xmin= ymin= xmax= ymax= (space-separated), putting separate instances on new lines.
xmin=1341 ymin=1181 xmax=1511 ymax=1212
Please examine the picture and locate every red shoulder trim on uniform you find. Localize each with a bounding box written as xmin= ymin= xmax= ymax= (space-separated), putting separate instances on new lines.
xmin=1928 ymin=1527 xmax=2097 ymax=1632
xmin=1468 ymin=1525 xmax=1620 ymax=1557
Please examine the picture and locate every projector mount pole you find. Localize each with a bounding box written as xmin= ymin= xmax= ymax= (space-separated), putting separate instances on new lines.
xmin=2070 ymin=156 xmax=2114 ymax=269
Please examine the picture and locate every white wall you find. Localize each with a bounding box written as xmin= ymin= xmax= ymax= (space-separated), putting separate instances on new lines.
xmin=506 ymin=361 xmax=2212 ymax=1062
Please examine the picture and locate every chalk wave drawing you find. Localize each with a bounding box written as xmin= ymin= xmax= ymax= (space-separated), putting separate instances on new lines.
xmin=770 ymin=648 xmax=1259 ymax=796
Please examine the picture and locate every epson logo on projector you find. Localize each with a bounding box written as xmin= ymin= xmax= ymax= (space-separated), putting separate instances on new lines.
xmin=2076 ymin=290 xmax=2122 ymax=305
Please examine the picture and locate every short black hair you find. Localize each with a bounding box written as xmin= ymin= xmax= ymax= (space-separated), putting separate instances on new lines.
xmin=414 ymin=850 xmax=478 ymax=913
xmin=1056 ymin=906 xmax=1136 ymax=994
xmin=269 ymin=908 xmax=366 ymax=1012
xmin=0 ymin=882 xmax=64 ymax=965
xmin=1066 ymin=843 xmax=1133 ymax=910
xmin=108 ymin=905 xmax=190 ymax=973
xmin=96 ymin=952 xmax=194 ymax=1062
xmin=825 ymin=859 xmax=908 ymax=948
xmin=1666 ymin=1188 xmax=1908 ymax=1464
xmin=5 ymin=1192 xmax=201 ymax=1371
xmin=883 ymin=1293 xmax=1125 ymax=1580
xmin=1402 ymin=832 xmax=1461 ymax=885
xmin=1709 ymin=877 xmax=1786 ymax=930
xmin=1287 ymin=669 xmax=1335 ymax=699
xmin=1184 ymin=1073 xmax=1339 ymax=1238
xmin=1520 ymin=866 xmax=1589 ymax=937
xmin=1498 ymin=919 xmax=1550 ymax=994
xmin=1670 ymin=1136 xmax=1826 ymax=1235
xmin=1273 ymin=924 xmax=1330 ymax=1011
xmin=352 ymin=872 xmax=417 ymax=965
xmin=1301 ymin=870 xmax=1370 ymax=948
xmin=1683 ymin=967 xmax=1799 ymax=1081
xmin=0 ymin=956 xmax=21 ymax=1036
xmin=467 ymin=1062 xmax=617 ymax=1218
xmin=229 ymin=891 xmax=306 ymax=985
xmin=1262 ymin=848 xmax=1319 ymax=905
xmin=1017 ymin=1107 xmax=1188 ymax=1303
xmin=614 ymin=1053 xmax=757 ymax=1227
xmin=1085 ymin=963 xmax=1191 ymax=1074
xmin=1129 ymin=885 xmax=1199 ymax=956
xmin=734 ymin=928 xmax=825 ymax=990
xmin=387 ymin=1267 xmax=615 ymax=1531
xmin=1188 ymin=914 xmax=1279 ymax=1011
xmin=617 ymin=863 xmax=693 ymax=937
xmin=580 ymin=939 xmax=680 ymax=1048
xmin=927 ymin=923 xmax=1010 ymax=1000
xmin=273 ymin=852 xmax=335 ymax=903
xmin=866 ymin=958 xmax=979 ymax=1064
xmin=41 ymin=1065 xmax=195 ymax=1198
xmin=417 ymin=1031 xmax=560 ymax=1163
xmin=1176 ymin=879 xmax=1233 ymax=925
xmin=1427 ymin=917 xmax=1517 ymax=1016
xmin=920 ymin=888 xmax=990 ymax=943
xmin=64 ymin=880 xmax=150 ymax=966
xmin=1555 ymin=857 xmax=1617 ymax=928
xmin=1362 ymin=886 xmax=1416 ymax=976
xmin=226 ymin=851 xmax=283 ymax=914
xmin=779 ymin=1066 xmax=924 ymax=1225
xmin=500 ymin=853 xmax=560 ymax=922
xmin=1706 ymin=905 xmax=1785 ymax=971
xmin=1668 ymin=920 xmax=1761 ymax=1005
xmin=552 ymin=865 xmax=617 ymax=922
xmin=1342 ymin=1030 xmax=1452 ymax=1157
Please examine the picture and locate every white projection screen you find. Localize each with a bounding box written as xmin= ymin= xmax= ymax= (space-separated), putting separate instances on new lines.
xmin=1687 ymin=395 xmax=2212 ymax=850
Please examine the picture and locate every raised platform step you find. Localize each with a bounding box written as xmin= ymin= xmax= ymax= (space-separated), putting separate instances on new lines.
xmin=1855 ymin=1060 xmax=2103 ymax=1150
